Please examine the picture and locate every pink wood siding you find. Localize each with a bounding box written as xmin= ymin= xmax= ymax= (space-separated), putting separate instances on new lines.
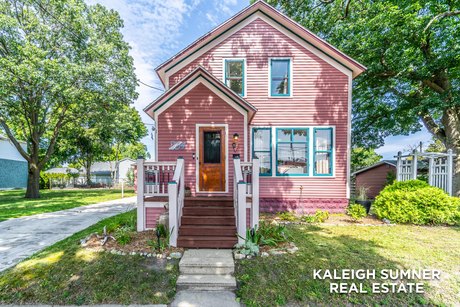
xmin=166 ymin=18 xmax=350 ymax=210
xmin=145 ymin=207 xmax=165 ymax=229
xmin=355 ymin=164 xmax=396 ymax=199
xmin=157 ymin=83 xmax=245 ymax=196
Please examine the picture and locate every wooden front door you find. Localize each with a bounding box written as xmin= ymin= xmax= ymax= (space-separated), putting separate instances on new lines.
xmin=199 ymin=127 xmax=226 ymax=192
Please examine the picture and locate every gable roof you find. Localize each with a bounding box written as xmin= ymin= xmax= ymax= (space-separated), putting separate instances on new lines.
xmin=144 ymin=66 xmax=257 ymax=120
xmin=352 ymin=160 xmax=397 ymax=176
xmin=155 ymin=0 xmax=366 ymax=86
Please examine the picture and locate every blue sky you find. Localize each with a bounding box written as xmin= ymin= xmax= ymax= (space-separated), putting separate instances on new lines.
xmin=88 ymin=0 xmax=432 ymax=160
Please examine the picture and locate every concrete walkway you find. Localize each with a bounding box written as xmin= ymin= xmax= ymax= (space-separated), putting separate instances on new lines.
xmin=0 ymin=196 xmax=136 ymax=272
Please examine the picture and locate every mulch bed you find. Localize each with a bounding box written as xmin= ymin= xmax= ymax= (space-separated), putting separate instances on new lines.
xmin=82 ymin=230 xmax=184 ymax=256
xmin=260 ymin=213 xmax=389 ymax=226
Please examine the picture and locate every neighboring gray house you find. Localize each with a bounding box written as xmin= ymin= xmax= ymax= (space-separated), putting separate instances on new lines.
xmin=0 ymin=134 xmax=27 ymax=189
xmin=83 ymin=158 xmax=135 ymax=185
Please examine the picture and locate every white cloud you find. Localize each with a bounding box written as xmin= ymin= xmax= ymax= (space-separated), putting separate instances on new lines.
xmin=206 ymin=12 xmax=219 ymax=26
xmin=87 ymin=0 xmax=201 ymax=155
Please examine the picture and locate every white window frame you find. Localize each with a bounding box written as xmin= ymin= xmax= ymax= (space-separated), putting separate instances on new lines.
xmin=222 ymin=58 xmax=247 ymax=98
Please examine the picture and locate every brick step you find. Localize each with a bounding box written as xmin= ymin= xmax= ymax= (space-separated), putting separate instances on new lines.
xmin=179 ymin=225 xmax=236 ymax=236
xmin=177 ymin=236 xmax=237 ymax=248
xmin=182 ymin=207 xmax=234 ymax=216
xmin=181 ymin=216 xmax=236 ymax=226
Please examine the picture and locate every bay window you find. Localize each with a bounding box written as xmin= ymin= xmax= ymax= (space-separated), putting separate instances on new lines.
xmin=252 ymin=128 xmax=272 ymax=176
xmin=314 ymin=128 xmax=333 ymax=176
xmin=276 ymin=128 xmax=308 ymax=176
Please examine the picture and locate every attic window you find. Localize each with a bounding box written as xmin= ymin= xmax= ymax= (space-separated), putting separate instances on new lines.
xmin=270 ymin=59 xmax=291 ymax=96
xmin=224 ymin=59 xmax=244 ymax=96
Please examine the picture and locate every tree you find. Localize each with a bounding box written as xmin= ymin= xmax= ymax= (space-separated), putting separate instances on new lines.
xmin=426 ymin=137 xmax=447 ymax=153
xmin=0 ymin=0 xmax=137 ymax=197
xmin=264 ymin=0 xmax=460 ymax=195
xmin=351 ymin=147 xmax=383 ymax=173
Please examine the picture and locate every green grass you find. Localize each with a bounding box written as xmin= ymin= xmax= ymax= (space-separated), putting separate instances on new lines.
xmin=236 ymin=225 xmax=460 ymax=306
xmin=0 ymin=210 xmax=179 ymax=305
xmin=0 ymin=189 xmax=135 ymax=221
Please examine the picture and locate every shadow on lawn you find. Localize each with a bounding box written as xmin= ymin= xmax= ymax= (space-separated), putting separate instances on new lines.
xmin=0 ymin=211 xmax=178 ymax=305
xmin=236 ymin=225 xmax=434 ymax=306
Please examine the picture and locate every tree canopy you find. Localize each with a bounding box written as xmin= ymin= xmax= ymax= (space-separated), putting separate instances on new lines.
xmin=0 ymin=0 xmax=139 ymax=197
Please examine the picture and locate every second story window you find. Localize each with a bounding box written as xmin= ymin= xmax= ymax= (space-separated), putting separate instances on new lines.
xmin=224 ymin=59 xmax=244 ymax=96
xmin=270 ymin=59 xmax=290 ymax=96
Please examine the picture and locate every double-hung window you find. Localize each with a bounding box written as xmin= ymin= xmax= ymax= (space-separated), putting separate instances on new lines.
xmin=270 ymin=59 xmax=290 ymax=96
xmin=252 ymin=128 xmax=272 ymax=176
xmin=224 ymin=59 xmax=244 ymax=96
xmin=314 ymin=128 xmax=333 ymax=176
xmin=276 ymin=128 xmax=308 ymax=176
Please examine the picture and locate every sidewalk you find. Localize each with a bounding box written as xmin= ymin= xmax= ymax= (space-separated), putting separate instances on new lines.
xmin=0 ymin=196 xmax=136 ymax=272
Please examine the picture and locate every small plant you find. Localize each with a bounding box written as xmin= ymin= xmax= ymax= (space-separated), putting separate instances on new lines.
xmin=147 ymin=223 xmax=170 ymax=252
xmin=356 ymin=186 xmax=369 ymax=201
xmin=277 ymin=211 xmax=297 ymax=221
xmin=347 ymin=203 xmax=367 ymax=221
xmin=301 ymin=210 xmax=329 ymax=223
xmin=257 ymin=221 xmax=290 ymax=246
xmin=234 ymin=241 xmax=260 ymax=256
xmin=114 ymin=225 xmax=134 ymax=245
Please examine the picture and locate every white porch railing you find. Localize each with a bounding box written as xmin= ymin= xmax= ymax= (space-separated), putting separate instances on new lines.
xmin=168 ymin=158 xmax=185 ymax=247
xmin=136 ymin=158 xmax=184 ymax=240
xmin=233 ymin=157 xmax=259 ymax=244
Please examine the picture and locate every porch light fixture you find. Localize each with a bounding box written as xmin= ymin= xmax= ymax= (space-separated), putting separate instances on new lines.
xmin=232 ymin=133 xmax=239 ymax=152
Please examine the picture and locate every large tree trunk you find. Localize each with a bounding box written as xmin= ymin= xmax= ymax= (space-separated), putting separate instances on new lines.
xmin=25 ymin=163 xmax=40 ymax=198
xmin=442 ymin=107 xmax=460 ymax=196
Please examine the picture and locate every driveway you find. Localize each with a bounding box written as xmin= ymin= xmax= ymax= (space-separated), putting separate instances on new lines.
xmin=0 ymin=196 xmax=136 ymax=272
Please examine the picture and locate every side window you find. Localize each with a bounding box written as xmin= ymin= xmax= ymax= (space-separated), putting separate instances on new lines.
xmin=224 ymin=59 xmax=244 ymax=96
xmin=276 ymin=128 xmax=308 ymax=176
xmin=252 ymin=128 xmax=272 ymax=176
xmin=270 ymin=59 xmax=290 ymax=96
xmin=314 ymin=128 xmax=333 ymax=176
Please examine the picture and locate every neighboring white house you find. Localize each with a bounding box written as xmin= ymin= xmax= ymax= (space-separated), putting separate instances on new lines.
xmin=0 ymin=134 xmax=28 ymax=189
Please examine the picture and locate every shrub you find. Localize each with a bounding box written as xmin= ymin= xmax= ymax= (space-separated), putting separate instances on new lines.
xmin=301 ymin=210 xmax=330 ymax=223
xmin=373 ymin=180 xmax=460 ymax=225
xmin=277 ymin=211 xmax=297 ymax=222
xmin=347 ymin=203 xmax=367 ymax=221
xmin=114 ymin=225 xmax=134 ymax=245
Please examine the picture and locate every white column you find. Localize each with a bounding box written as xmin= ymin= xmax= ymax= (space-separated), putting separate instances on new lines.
xmin=396 ymin=151 xmax=402 ymax=181
xmin=428 ymin=157 xmax=434 ymax=186
xmin=237 ymin=181 xmax=247 ymax=244
xmin=136 ymin=158 xmax=145 ymax=232
xmin=251 ymin=158 xmax=260 ymax=230
xmin=447 ymin=149 xmax=453 ymax=196
xmin=168 ymin=181 xmax=178 ymax=247
xmin=412 ymin=150 xmax=418 ymax=180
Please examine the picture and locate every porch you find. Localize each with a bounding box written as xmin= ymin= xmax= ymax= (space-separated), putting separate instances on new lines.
xmin=136 ymin=157 xmax=260 ymax=247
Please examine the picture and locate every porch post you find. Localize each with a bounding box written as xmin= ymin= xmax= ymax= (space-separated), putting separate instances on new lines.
xmin=168 ymin=181 xmax=178 ymax=247
xmin=251 ymin=158 xmax=260 ymax=229
xmin=136 ymin=157 xmax=145 ymax=231
xmin=237 ymin=180 xmax=247 ymax=244
xmin=447 ymin=149 xmax=453 ymax=196
xmin=428 ymin=156 xmax=434 ymax=186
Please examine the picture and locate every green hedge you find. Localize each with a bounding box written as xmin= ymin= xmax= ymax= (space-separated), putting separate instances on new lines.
xmin=373 ymin=180 xmax=460 ymax=225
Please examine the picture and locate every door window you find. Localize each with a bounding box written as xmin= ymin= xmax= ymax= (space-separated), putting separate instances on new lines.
xmin=203 ymin=131 xmax=221 ymax=163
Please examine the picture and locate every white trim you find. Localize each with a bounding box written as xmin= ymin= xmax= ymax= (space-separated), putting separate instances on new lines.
xmin=144 ymin=202 xmax=167 ymax=208
xmin=222 ymin=58 xmax=247 ymax=98
xmin=250 ymin=125 xmax=337 ymax=178
xmin=195 ymin=123 xmax=229 ymax=194
xmin=153 ymin=76 xmax=248 ymax=163
xmin=163 ymin=12 xmax=354 ymax=86
xmin=268 ymin=57 xmax=293 ymax=98
xmin=346 ymin=75 xmax=352 ymax=199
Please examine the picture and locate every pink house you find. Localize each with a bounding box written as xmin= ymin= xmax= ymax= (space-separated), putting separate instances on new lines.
xmin=136 ymin=1 xmax=366 ymax=248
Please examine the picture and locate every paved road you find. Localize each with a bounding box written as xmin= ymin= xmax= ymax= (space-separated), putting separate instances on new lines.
xmin=0 ymin=196 xmax=136 ymax=272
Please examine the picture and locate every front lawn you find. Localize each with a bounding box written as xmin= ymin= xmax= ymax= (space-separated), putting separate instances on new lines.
xmin=0 ymin=189 xmax=135 ymax=221
xmin=236 ymin=224 xmax=460 ymax=306
xmin=0 ymin=211 xmax=178 ymax=305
